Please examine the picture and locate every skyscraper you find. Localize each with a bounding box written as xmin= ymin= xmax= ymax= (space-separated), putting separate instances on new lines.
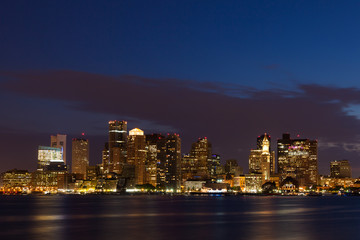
xmin=72 ymin=138 xmax=89 ymax=178
xmin=277 ymin=133 xmax=318 ymax=186
xmin=145 ymin=134 xmax=165 ymax=187
xmin=161 ymin=134 xmax=181 ymax=191
xmin=108 ymin=120 xmax=127 ymax=174
xmin=330 ymin=160 xmax=351 ymax=178
xmin=189 ymin=137 xmax=212 ymax=179
xmin=257 ymin=133 xmax=276 ymax=174
xmin=127 ymin=128 xmax=147 ymax=185
xmin=249 ymin=134 xmax=271 ymax=182
xmin=50 ymin=134 xmax=67 ymax=164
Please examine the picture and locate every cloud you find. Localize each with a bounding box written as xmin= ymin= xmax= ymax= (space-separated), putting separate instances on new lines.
xmin=2 ymin=69 xmax=360 ymax=175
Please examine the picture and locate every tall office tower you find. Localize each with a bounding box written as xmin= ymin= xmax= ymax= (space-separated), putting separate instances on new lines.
xmin=145 ymin=134 xmax=165 ymax=187
xmin=277 ymin=133 xmax=318 ymax=186
xmin=37 ymin=146 xmax=63 ymax=171
xmin=72 ymin=138 xmax=89 ymax=178
xmin=249 ymin=134 xmax=271 ymax=182
xmin=164 ymin=134 xmax=181 ymax=191
xmin=50 ymin=134 xmax=67 ymax=164
xmin=249 ymin=149 xmax=262 ymax=173
xmin=330 ymin=160 xmax=351 ymax=178
xmin=208 ymin=154 xmax=221 ymax=178
xmin=181 ymin=154 xmax=197 ymax=182
xmin=189 ymin=138 xmax=212 ymax=179
xmin=108 ymin=120 xmax=127 ymax=174
xmin=257 ymin=133 xmax=276 ymax=174
xmin=127 ymin=128 xmax=147 ymax=185
xmin=102 ymin=142 xmax=110 ymax=173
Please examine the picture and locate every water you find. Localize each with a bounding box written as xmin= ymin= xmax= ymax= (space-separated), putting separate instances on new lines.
xmin=0 ymin=195 xmax=359 ymax=240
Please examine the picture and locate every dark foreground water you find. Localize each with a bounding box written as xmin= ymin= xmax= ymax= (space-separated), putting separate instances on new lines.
xmin=0 ymin=195 xmax=359 ymax=240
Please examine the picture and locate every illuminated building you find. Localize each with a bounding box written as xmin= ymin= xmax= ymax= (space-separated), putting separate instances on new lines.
xmin=181 ymin=154 xmax=197 ymax=182
xmin=145 ymin=134 xmax=165 ymax=187
xmin=108 ymin=120 xmax=127 ymax=174
xmin=208 ymin=154 xmax=221 ymax=178
xmin=51 ymin=134 xmax=67 ymax=164
xmin=102 ymin=142 xmax=110 ymax=173
xmin=330 ymin=160 xmax=351 ymax=178
xmin=72 ymin=138 xmax=89 ymax=179
xmin=1 ymin=169 xmax=31 ymax=193
xmin=32 ymin=161 xmax=68 ymax=192
xmin=277 ymin=133 xmax=318 ymax=186
xmin=249 ymin=134 xmax=272 ymax=182
xmin=37 ymin=146 xmax=63 ymax=171
xmin=190 ymin=138 xmax=212 ymax=179
xmin=184 ymin=180 xmax=206 ymax=191
xmin=160 ymin=134 xmax=181 ymax=191
xmin=127 ymin=128 xmax=147 ymax=185
xmin=257 ymin=134 xmax=276 ymax=174
xmin=86 ymin=165 xmax=102 ymax=181
xmin=245 ymin=173 xmax=263 ymax=193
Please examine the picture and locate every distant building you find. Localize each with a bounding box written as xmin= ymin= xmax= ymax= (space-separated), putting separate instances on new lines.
xmin=257 ymin=134 xmax=276 ymax=174
xmin=249 ymin=134 xmax=271 ymax=182
xmin=72 ymin=138 xmax=89 ymax=178
xmin=225 ymin=159 xmax=238 ymax=174
xmin=245 ymin=173 xmax=263 ymax=193
xmin=208 ymin=154 xmax=221 ymax=178
xmin=102 ymin=142 xmax=110 ymax=173
xmin=330 ymin=160 xmax=351 ymax=178
xmin=277 ymin=133 xmax=318 ymax=186
xmin=37 ymin=146 xmax=63 ymax=171
xmin=162 ymin=134 xmax=181 ymax=191
xmin=50 ymin=134 xmax=67 ymax=164
xmin=108 ymin=120 xmax=127 ymax=174
xmin=1 ymin=169 xmax=31 ymax=192
xmin=127 ymin=128 xmax=147 ymax=185
xmin=190 ymin=138 xmax=212 ymax=179
xmin=145 ymin=134 xmax=165 ymax=187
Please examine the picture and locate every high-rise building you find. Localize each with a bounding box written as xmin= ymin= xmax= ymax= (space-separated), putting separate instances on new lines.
xmin=37 ymin=146 xmax=63 ymax=171
xmin=50 ymin=134 xmax=67 ymax=164
xmin=249 ymin=134 xmax=271 ymax=182
xmin=330 ymin=160 xmax=351 ymax=178
xmin=208 ymin=154 xmax=221 ymax=178
xmin=72 ymin=138 xmax=89 ymax=178
xmin=145 ymin=134 xmax=165 ymax=187
xmin=189 ymin=138 xmax=212 ymax=179
xmin=161 ymin=134 xmax=181 ymax=191
xmin=127 ymin=128 xmax=147 ymax=185
xmin=257 ymin=133 xmax=276 ymax=174
xmin=277 ymin=133 xmax=318 ymax=186
xmin=108 ymin=120 xmax=127 ymax=174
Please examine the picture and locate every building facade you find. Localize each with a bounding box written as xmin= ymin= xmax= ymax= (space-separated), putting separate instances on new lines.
xmin=72 ymin=138 xmax=89 ymax=178
xmin=50 ymin=134 xmax=67 ymax=164
xmin=277 ymin=133 xmax=318 ymax=186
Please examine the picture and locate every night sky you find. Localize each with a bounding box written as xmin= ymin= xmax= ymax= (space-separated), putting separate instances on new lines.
xmin=1 ymin=1 xmax=360 ymax=176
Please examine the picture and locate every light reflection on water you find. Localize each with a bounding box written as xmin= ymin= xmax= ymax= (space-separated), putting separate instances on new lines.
xmin=0 ymin=195 xmax=359 ymax=240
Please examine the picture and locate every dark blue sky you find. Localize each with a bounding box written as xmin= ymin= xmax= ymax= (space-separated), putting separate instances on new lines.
xmin=1 ymin=1 xmax=360 ymax=176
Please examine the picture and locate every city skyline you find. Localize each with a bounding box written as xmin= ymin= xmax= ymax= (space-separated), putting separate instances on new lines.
xmin=2 ymin=1 xmax=360 ymax=177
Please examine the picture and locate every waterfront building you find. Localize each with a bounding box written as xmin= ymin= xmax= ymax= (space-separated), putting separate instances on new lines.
xmin=249 ymin=134 xmax=271 ymax=183
xmin=330 ymin=160 xmax=351 ymax=178
xmin=50 ymin=134 xmax=67 ymax=164
xmin=245 ymin=173 xmax=263 ymax=193
xmin=277 ymin=133 xmax=318 ymax=186
xmin=72 ymin=138 xmax=89 ymax=178
xmin=127 ymin=128 xmax=147 ymax=185
xmin=0 ymin=169 xmax=31 ymax=193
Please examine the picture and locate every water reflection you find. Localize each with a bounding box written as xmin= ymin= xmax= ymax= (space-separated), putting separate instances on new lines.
xmin=0 ymin=196 xmax=360 ymax=240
